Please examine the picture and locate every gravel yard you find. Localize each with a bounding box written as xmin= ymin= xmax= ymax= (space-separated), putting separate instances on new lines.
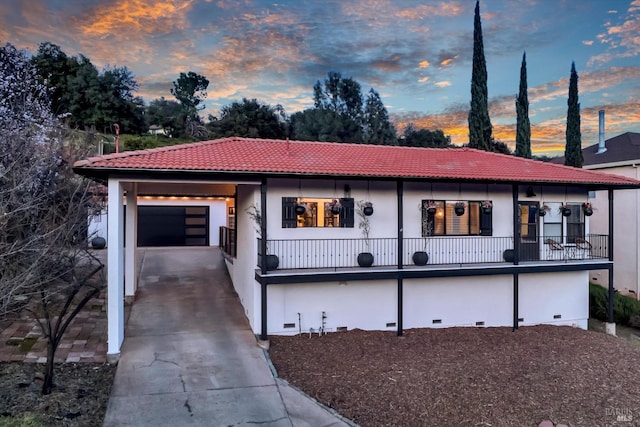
xmin=269 ymin=325 xmax=640 ymax=427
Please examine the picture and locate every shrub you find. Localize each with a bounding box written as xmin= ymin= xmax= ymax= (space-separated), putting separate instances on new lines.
xmin=589 ymin=284 xmax=640 ymax=327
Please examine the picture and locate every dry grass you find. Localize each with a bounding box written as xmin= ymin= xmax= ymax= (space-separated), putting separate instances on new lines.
xmin=269 ymin=326 xmax=640 ymax=427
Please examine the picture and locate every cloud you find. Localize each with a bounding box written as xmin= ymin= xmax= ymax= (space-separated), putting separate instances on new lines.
xmin=418 ymin=77 xmax=430 ymax=83
xmin=396 ymin=3 xmax=463 ymax=21
xmin=583 ymin=40 xmax=594 ymax=46
xmin=435 ymin=81 xmax=452 ymax=88
xmin=589 ymin=0 xmax=640 ymax=65
xmin=418 ymin=60 xmax=430 ymax=68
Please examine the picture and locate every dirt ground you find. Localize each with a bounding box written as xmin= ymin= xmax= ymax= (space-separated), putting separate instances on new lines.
xmin=269 ymin=325 xmax=640 ymax=427
xmin=0 ymin=362 xmax=115 ymax=426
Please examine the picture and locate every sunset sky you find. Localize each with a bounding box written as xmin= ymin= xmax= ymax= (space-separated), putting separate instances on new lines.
xmin=1 ymin=0 xmax=639 ymax=155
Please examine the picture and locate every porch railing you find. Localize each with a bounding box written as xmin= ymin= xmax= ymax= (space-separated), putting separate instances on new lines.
xmin=259 ymin=234 xmax=609 ymax=270
xmin=219 ymin=226 xmax=236 ymax=257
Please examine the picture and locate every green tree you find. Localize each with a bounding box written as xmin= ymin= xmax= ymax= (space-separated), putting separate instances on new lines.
xmin=313 ymin=71 xmax=364 ymax=134
xmin=468 ymin=0 xmax=493 ymax=151
xmin=564 ymin=62 xmax=583 ymax=168
xmin=171 ymin=71 xmax=209 ymax=116
xmin=400 ymin=123 xmax=450 ymax=148
xmin=147 ymin=97 xmax=183 ymax=137
xmin=170 ymin=71 xmax=209 ymax=137
xmin=363 ymin=89 xmax=396 ymax=144
xmin=515 ymin=52 xmax=531 ymax=158
xmin=94 ymin=66 xmax=146 ymax=134
xmin=290 ymin=108 xmax=361 ymax=142
xmin=32 ymin=43 xmax=145 ymax=134
xmin=209 ymin=98 xmax=286 ymax=139
xmin=31 ymin=42 xmax=81 ymax=116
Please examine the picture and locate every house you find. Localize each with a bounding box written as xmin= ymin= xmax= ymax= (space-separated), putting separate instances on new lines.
xmin=552 ymin=110 xmax=640 ymax=297
xmin=148 ymin=124 xmax=168 ymax=136
xmin=582 ymin=130 xmax=640 ymax=297
xmin=73 ymin=137 xmax=640 ymax=360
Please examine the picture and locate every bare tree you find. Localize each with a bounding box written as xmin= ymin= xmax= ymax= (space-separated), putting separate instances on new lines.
xmin=0 ymin=43 xmax=105 ymax=394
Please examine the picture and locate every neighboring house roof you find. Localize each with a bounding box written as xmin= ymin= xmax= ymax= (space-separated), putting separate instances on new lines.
xmin=553 ymin=132 xmax=640 ymax=168
xmin=73 ymin=137 xmax=640 ymax=189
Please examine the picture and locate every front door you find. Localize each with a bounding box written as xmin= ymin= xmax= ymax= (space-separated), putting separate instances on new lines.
xmin=518 ymin=202 xmax=539 ymax=261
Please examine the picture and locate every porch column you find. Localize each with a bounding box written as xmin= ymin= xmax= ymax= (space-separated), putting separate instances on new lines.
xmin=107 ymin=178 xmax=125 ymax=360
xmin=396 ymin=180 xmax=404 ymax=337
xmin=606 ymin=189 xmax=616 ymax=336
xmin=260 ymin=178 xmax=268 ymax=341
xmin=512 ymin=273 xmax=519 ymax=331
xmin=512 ymin=185 xmax=519 ymax=265
xmin=125 ymin=183 xmax=138 ymax=299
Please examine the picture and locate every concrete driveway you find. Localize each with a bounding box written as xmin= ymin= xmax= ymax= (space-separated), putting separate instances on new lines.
xmin=103 ymin=247 xmax=349 ymax=427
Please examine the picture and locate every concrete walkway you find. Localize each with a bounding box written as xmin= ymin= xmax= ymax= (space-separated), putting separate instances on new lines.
xmin=103 ymin=247 xmax=349 ymax=427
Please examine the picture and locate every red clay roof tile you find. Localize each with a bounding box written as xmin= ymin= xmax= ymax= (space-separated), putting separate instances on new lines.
xmin=73 ymin=137 xmax=640 ymax=187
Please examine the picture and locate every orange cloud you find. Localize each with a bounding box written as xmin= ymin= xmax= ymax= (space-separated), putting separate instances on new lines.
xmin=589 ymin=0 xmax=640 ymax=65
xmin=79 ymin=0 xmax=194 ymax=37
xmin=418 ymin=60 xmax=430 ymax=68
xmin=396 ymin=3 xmax=463 ymax=20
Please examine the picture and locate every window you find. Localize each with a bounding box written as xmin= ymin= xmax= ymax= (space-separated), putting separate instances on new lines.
xmin=543 ymin=203 xmax=584 ymax=243
xmin=566 ymin=204 xmax=585 ymax=243
xmin=282 ymin=197 xmax=354 ymax=228
xmin=421 ymin=200 xmax=492 ymax=236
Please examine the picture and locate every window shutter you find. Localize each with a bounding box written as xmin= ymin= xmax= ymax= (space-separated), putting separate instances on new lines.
xmin=339 ymin=198 xmax=355 ymax=228
xmin=480 ymin=210 xmax=492 ymax=236
xmin=282 ymin=197 xmax=297 ymax=228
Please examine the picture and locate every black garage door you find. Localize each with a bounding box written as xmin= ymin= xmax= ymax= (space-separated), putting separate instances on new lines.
xmin=138 ymin=206 xmax=209 ymax=247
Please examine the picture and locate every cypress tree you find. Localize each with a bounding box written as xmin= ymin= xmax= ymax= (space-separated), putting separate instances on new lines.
xmin=564 ymin=62 xmax=583 ymax=167
xmin=468 ymin=0 xmax=493 ymax=151
xmin=515 ymin=52 xmax=531 ymax=158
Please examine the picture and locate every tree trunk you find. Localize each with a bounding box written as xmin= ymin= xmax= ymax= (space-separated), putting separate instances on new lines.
xmin=42 ymin=338 xmax=56 ymax=395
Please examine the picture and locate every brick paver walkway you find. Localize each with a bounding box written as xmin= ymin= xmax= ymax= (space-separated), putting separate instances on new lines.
xmin=0 ymin=291 xmax=108 ymax=363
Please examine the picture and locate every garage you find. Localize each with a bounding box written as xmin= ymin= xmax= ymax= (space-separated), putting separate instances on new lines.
xmin=137 ymin=205 xmax=209 ymax=247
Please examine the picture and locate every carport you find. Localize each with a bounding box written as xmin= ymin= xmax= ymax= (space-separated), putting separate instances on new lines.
xmin=75 ymin=172 xmax=253 ymax=359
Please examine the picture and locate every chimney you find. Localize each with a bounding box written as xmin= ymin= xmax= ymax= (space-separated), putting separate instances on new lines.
xmin=596 ymin=110 xmax=606 ymax=154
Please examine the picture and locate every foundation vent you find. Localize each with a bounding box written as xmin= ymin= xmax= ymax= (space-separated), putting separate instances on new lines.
xmin=475 ymin=321 xmax=485 ymax=326
xmin=283 ymin=323 xmax=296 ymax=329
xmin=432 ymin=319 xmax=442 ymax=324
xmin=386 ymin=322 xmax=396 ymax=327
xmin=336 ymin=326 xmax=348 ymax=332
xmin=553 ymin=314 xmax=562 ymax=319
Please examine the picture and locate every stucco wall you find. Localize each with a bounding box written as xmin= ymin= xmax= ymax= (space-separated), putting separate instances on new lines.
xmin=586 ymin=165 xmax=638 ymax=295
xmin=263 ymin=272 xmax=589 ymax=335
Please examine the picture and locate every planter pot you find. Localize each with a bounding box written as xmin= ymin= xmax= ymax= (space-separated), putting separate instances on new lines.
xmin=363 ymin=205 xmax=374 ymax=216
xmin=481 ymin=207 xmax=492 ymax=214
xmin=330 ymin=205 xmax=341 ymax=215
xmin=357 ymin=252 xmax=374 ymax=267
xmin=454 ymin=205 xmax=465 ymax=216
xmin=561 ymin=207 xmax=572 ymax=217
xmin=295 ymin=204 xmax=306 ymax=215
xmin=91 ymin=236 xmax=106 ymax=249
xmin=583 ymin=207 xmax=593 ymax=216
xmin=266 ymin=254 xmax=279 ymax=271
xmin=426 ymin=207 xmax=436 ymax=215
xmin=539 ymin=209 xmax=547 ymax=217
xmin=412 ymin=251 xmax=429 ymax=266
xmin=503 ymin=249 xmax=515 ymax=263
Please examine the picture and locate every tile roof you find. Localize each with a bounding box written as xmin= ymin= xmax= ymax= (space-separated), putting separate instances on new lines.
xmin=73 ymin=137 xmax=640 ymax=188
